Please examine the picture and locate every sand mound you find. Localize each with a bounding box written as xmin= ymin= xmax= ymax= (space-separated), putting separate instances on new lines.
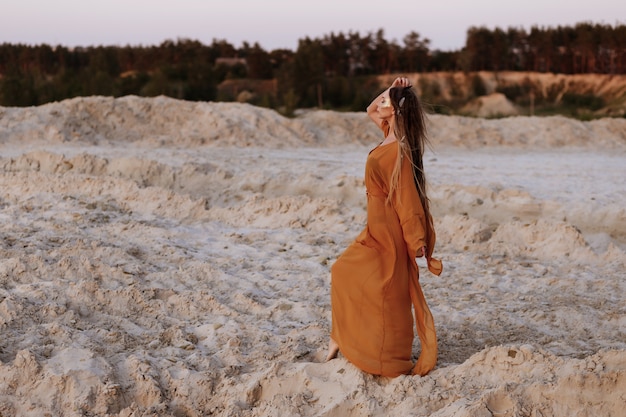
xmin=2 ymin=95 xmax=626 ymax=149
xmin=0 ymin=96 xmax=378 ymax=148
xmin=1 ymin=97 xmax=625 ymax=416
xmin=460 ymin=92 xmax=520 ymax=117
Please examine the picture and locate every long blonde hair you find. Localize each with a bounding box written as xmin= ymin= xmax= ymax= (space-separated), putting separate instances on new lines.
xmin=386 ymin=86 xmax=432 ymax=227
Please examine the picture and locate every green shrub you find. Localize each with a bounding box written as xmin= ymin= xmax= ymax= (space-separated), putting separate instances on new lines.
xmin=562 ymin=93 xmax=604 ymax=110
xmin=471 ymin=74 xmax=487 ymax=97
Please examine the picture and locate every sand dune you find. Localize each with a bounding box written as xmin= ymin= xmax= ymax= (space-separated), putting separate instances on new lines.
xmin=2 ymin=95 xmax=626 ymax=149
xmin=0 ymin=96 xmax=625 ymax=416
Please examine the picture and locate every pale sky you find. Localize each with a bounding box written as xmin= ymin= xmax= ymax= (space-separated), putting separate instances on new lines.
xmin=1 ymin=0 xmax=624 ymax=51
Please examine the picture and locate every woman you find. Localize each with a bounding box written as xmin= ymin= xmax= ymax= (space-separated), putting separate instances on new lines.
xmin=326 ymin=76 xmax=442 ymax=377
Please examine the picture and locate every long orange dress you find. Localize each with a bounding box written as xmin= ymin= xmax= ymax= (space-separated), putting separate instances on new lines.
xmin=330 ymin=132 xmax=443 ymax=377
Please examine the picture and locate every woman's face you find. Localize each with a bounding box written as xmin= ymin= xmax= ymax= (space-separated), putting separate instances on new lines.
xmin=377 ymin=93 xmax=394 ymax=118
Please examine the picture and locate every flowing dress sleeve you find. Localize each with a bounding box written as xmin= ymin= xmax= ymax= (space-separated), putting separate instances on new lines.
xmin=391 ymin=150 xmax=442 ymax=276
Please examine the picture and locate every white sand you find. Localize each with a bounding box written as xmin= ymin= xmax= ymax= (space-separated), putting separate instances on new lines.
xmin=0 ymin=95 xmax=625 ymax=416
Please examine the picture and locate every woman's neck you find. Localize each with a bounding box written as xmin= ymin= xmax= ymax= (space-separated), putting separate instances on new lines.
xmin=381 ymin=132 xmax=397 ymax=146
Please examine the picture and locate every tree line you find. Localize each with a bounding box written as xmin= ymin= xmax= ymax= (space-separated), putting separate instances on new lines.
xmin=1 ymin=22 xmax=625 ymax=111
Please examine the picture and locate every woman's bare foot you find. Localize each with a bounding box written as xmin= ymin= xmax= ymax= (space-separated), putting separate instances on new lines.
xmin=325 ymin=338 xmax=339 ymax=361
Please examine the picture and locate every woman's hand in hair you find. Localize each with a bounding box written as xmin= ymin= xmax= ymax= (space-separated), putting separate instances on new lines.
xmin=392 ymin=77 xmax=412 ymax=88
